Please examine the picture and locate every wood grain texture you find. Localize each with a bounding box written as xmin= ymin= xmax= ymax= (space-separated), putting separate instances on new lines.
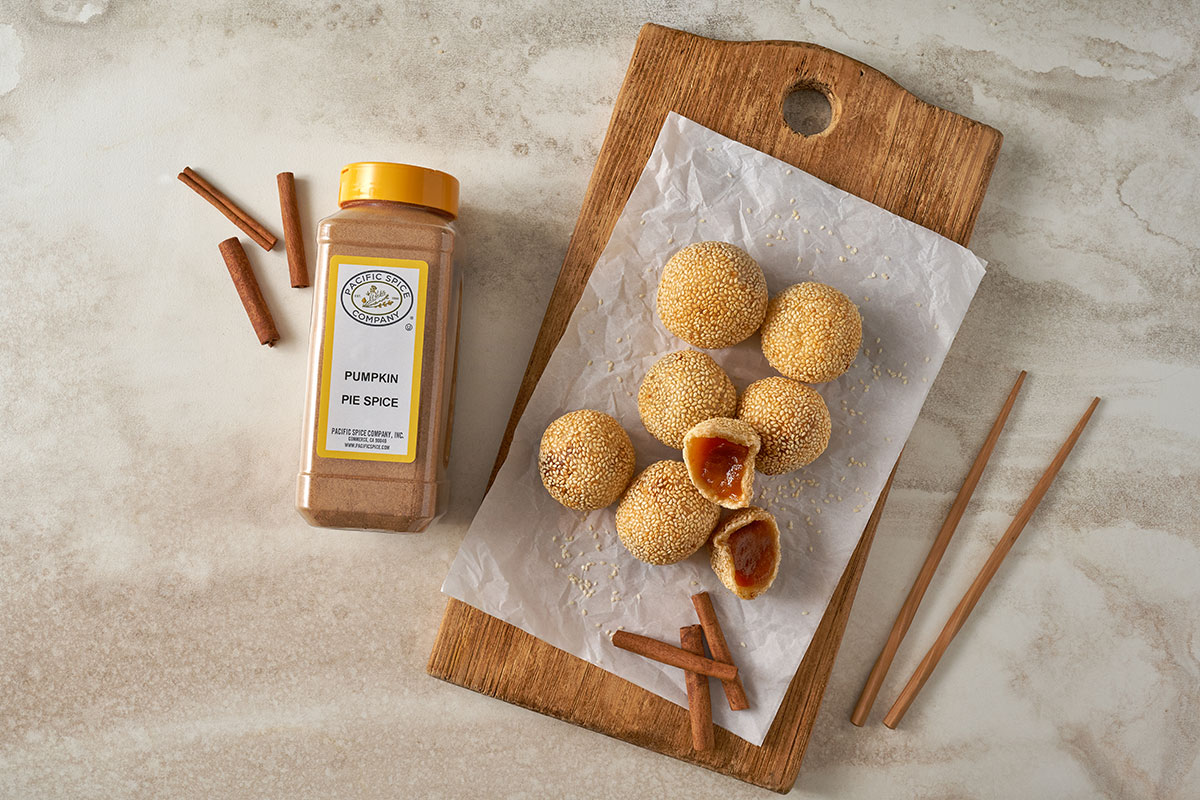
xmin=429 ymin=23 xmax=1001 ymax=793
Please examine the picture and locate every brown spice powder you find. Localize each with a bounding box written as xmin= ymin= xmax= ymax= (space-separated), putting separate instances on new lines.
xmin=297 ymin=200 xmax=460 ymax=532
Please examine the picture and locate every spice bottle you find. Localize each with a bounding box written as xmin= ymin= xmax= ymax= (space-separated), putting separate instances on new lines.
xmin=297 ymin=162 xmax=461 ymax=532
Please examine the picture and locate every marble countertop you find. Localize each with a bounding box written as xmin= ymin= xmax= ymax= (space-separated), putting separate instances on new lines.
xmin=2 ymin=1 xmax=1197 ymax=797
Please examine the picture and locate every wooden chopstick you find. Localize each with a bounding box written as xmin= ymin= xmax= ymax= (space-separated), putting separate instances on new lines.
xmin=882 ymin=397 xmax=1101 ymax=728
xmin=851 ymin=370 xmax=1026 ymax=725
xmin=179 ymin=167 xmax=278 ymax=251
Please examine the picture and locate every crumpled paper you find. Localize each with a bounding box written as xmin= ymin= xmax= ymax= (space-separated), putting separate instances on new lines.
xmin=442 ymin=113 xmax=986 ymax=746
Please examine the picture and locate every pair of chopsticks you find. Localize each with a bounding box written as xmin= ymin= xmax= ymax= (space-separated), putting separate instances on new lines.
xmin=851 ymin=371 xmax=1099 ymax=727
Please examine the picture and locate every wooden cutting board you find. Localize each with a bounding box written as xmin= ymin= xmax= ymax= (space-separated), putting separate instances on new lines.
xmin=428 ymin=23 xmax=1001 ymax=793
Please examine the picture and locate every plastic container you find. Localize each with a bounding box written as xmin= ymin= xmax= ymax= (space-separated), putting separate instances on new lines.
xmin=297 ymin=162 xmax=461 ymax=532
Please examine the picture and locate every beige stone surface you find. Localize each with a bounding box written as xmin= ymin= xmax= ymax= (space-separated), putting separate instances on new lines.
xmin=1 ymin=1 xmax=1198 ymax=797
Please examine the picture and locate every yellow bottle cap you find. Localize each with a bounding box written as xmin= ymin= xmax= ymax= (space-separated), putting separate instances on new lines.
xmin=338 ymin=162 xmax=459 ymax=219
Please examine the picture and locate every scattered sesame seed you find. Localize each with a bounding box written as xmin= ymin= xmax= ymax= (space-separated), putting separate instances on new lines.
xmin=740 ymin=642 xmax=746 ymax=647
xmin=802 ymin=611 xmax=809 ymax=616
xmin=640 ymin=219 xmax=646 ymax=225
xmin=839 ymin=256 xmax=846 ymax=262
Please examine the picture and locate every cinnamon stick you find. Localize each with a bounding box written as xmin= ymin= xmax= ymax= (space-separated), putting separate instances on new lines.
xmin=218 ymin=237 xmax=279 ymax=347
xmin=276 ymin=172 xmax=310 ymax=287
xmin=680 ymin=625 xmax=714 ymax=751
xmin=611 ymin=631 xmax=738 ymax=681
xmin=690 ymin=592 xmax=750 ymax=711
xmin=882 ymin=397 xmax=1101 ymax=728
xmin=179 ymin=167 xmax=278 ymax=251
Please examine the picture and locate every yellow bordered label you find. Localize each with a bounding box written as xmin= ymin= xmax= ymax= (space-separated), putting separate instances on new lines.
xmin=316 ymin=255 xmax=428 ymax=462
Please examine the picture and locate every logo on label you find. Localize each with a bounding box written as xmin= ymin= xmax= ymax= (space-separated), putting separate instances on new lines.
xmin=341 ymin=270 xmax=415 ymax=327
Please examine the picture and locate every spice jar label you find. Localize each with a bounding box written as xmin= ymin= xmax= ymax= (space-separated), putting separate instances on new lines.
xmin=316 ymin=256 xmax=428 ymax=462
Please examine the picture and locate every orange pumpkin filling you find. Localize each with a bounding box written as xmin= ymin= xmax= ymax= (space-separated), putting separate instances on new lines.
xmin=729 ymin=520 xmax=777 ymax=588
xmin=689 ymin=437 xmax=750 ymax=502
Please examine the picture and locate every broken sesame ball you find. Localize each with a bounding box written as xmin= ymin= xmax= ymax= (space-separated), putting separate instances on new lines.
xmin=710 ymin=507 xmax=781 ymax=600
xmin=760 ymin=282 xmax=862 ymax=383
xmin=638 ymin=350 xmax=737 ymax=449
xmin=736 ymin=377 xmax=831 ymax=475
xmin=539 ymin=409 xmax=636 ymax=511
xmin=615 ymin=460 xmax=720 ymax=565
xmin=657 ymin=241 xmax=768 ymax=349
xmin=682 ymin=418 xmax=761 ymax=509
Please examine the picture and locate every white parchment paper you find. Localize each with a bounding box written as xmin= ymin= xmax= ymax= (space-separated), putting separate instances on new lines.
xmin=442 ymin=113 xmax=986 ymax=746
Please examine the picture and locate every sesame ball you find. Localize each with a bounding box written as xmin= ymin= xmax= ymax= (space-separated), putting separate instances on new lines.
xmin=657 ymin=241 xmax=768 ymax=349
xmin=539 ymin=410 xmax=635 ymax=510
xmin=682 ymin=417 xmax=761 ymax=509
xmin=760 ymin=282 xmax=862 ymax=383
xmin=638 ymin=350 xmax=737 ymax=449
xmin=736 ymin=377 xmax=831 ymax=474
xmin=709 ymin=506 xmax=781 ymax=600
xmin=616 ymin=460 xmax=720 ymax=565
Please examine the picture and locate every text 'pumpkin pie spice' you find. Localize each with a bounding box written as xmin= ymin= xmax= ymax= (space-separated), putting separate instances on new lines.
xmin=297 ymin=162 xmax=461 ymax=533
xmin=760 ymin=282 xmax=862 ymax=383
xmin=737 ymin=377 xmax=831 ymax=475
xmin=538 ymin=410 xmax=636 ymax=511
xmin=682 ymin=417 xmax=761 ymax=509
xmin=656 ymin=241 xmax=768 ymax=349
xmin=638 ymin=350 xmax=737 ymax=449
xmin=710 ymin=507 xmax=782 ymax=600
xmin=616 ymin=460 xmax=720 ymax=565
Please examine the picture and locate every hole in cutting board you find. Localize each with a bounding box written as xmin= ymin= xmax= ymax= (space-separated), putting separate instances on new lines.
xmin=783 ymin=86 xmax=833 ymax=136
